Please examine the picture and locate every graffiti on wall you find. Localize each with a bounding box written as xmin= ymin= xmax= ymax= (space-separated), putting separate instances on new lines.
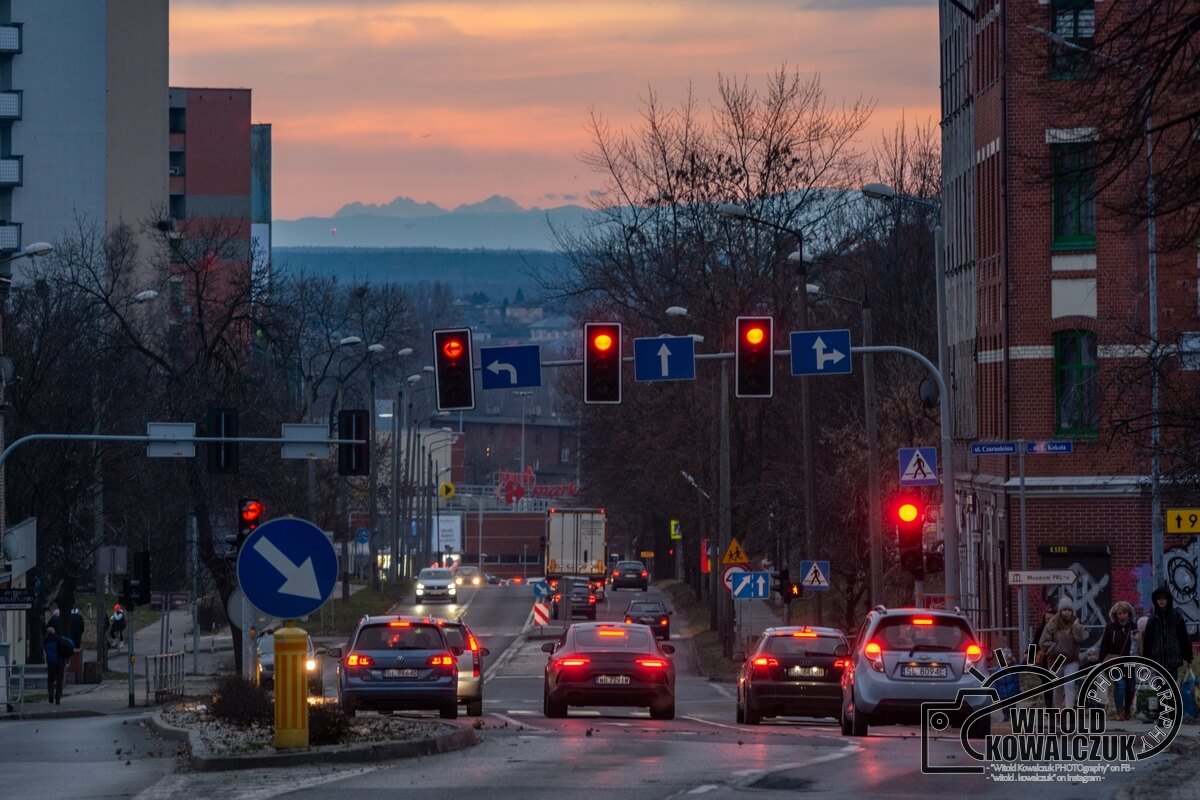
xmin=1162 ymin=538 xmax=1200 ymax=635
xmin=1040 ymin=547 xmax=1111 ymax=648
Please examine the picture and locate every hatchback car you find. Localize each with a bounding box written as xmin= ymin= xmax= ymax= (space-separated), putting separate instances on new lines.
xmin=454 ymin=566 xmax=482 ymax=587
xmin=610 ymin=561 xmax=649 ymax=591
xmin=623 ymin=600 xmax=671 ymax=639
xmin=329 ymin=616 xmax=461 ymax=719
xmin=734 ymin=626 xmax=847 ymax=724
xmin=432 ymin=616 xmax=490 ymax=716
xmin=542 ymin=622 xmax=676 ymax=719
xmin=415 ymin=567 xmax=457 ymax=604
xmin=840 ymin=606 xmax=991 ymax=737
xmin=256 ymin=632 xmax=324 ymax=696
xmin=552 ymin=577 xmax=598 ymax=620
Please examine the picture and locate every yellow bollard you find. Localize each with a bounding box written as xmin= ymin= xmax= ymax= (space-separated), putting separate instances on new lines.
xmin=273 ymin=624 xmax=309 ymax=749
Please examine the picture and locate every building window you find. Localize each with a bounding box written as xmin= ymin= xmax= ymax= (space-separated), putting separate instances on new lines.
xmin=1051 ymin=0 xmax=1094 ymax=78
xmin=1052 ymin=144 xmax=1095 ymax=249
xmin=1054 ymin=330 xmax=1098 ymax=434
xmin=560 ymin=447 xmax=570 ymax=464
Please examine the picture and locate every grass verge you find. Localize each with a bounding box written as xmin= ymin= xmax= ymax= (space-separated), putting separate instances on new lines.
xmin=656 ymin=579 xmax=738 ymax=680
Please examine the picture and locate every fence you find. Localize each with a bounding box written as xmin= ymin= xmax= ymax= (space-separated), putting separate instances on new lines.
xmin=144 ymin=652 xmax=185 ymax=704
xmin=2 ymin=662 xmax=46 ymax=714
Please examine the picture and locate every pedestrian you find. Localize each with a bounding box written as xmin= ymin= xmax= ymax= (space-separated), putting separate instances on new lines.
xmin=1039 ymin=596 xmax=1088 ymax=708
xmin=43 ymin=605 xmax=61 ymax=636
xmin=1032 ymin=604 xmax=1056 ymax=707
xmin=1142 ymin=586 xmax=1194 ymax=718
xmin=42 ymin=626 xmax=74 ymax=704
xmin=1098 ymin=600 xmax=1137 ymax=720
xmin=68 ymin=607 xmax=85 ymax=650
xmin=109 ymin=605 xmax=127 ymax=650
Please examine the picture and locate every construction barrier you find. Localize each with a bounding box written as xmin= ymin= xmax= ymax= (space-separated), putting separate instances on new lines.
xmin=533 ymin=602 xmax=550 ymax=627
xmin=144 ymin=652 xmax=185 ymax=704
xmin=274 ymin=626 xmax=310 ymax=750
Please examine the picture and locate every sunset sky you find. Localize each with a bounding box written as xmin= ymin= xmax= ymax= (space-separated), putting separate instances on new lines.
xmin=170 ymin=0 xmax=939 ymax=220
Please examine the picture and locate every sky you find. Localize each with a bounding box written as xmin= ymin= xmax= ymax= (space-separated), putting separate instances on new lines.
xmin=170 ymin=0 xmax=939 ymax=220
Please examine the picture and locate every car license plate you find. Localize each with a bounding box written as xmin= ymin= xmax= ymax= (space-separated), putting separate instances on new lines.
xmin=595 ymin=675 xmax=631 ymax=685
xmin=901 ymin=665 xmax=948 ymax=678
xmin=789 ymin=666 xmax=824 ymax=678
xmin=385 ymin=668 xmax=420 ymax=679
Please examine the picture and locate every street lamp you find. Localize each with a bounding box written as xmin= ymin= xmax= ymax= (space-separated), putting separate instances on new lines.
xmin=514 ymin=390 xmax=533 ymax=475
xmin=389 ymin=369 xmax=420 ymax=583
xmin=718 ymin=201 xmax=821 ymax=624
xmin=861 ymin=181 xmax=958 ymax=611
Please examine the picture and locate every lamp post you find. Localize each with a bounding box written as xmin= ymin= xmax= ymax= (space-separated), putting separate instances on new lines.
xmin=861 ymin=182 xmax=958 ymax=610
xmin=387 ymin=367 xmax=419 ymax=583
xmin=426 ymin=431 xmax=455 ymax=566
xmin=718 ymin=202 xmax=821 ymax=624
xmin=514 ymin=390 xmax=533 ymax=475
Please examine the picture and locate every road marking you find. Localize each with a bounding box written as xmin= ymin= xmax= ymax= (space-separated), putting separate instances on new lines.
xmin=682 ymin=715 xmax=768 ymax=732
xmin=729 ymin=745 xmax=860 ymax=783
xmin=135 ymin=767 xmax=380 ymax=800
xmin=688 ymin=787 xmax=720 ymax=795
xmin=709 ymin=683 xmax=734 ymax=699
xmin=492 ymin=712 xmax=547 ymax=732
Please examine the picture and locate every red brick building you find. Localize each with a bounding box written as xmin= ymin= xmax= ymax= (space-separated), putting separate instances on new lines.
xmin=940 ymin=0 xmax=1199 ymax=643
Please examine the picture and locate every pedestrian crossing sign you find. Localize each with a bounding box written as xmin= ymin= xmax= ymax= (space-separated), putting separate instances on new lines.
xmin=799 ymin=560 xmax=830 ymax=591
xmin=721 ymin=537 xmax=749 ymax=566
xmin=898 ymin=447 xmax=939 ymax=487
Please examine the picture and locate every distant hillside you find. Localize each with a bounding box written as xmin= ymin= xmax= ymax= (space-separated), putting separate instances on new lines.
xmin=272 ymin=247 xmax=570 ymax=299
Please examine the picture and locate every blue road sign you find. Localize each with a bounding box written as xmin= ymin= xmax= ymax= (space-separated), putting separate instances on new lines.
xmin=634 ymin=336 xmax=696 ymax=381
xmin=529 ymin=579 xmax=551 ymax=599
xmin=732 ymin=571 xmax=770 ymax=599
xmin=899 ymin=447 xmax=939 ymax=487
xmin=355 ymin=527 xmax=370 ymax=545
xmin=236 ymin=517 xmax=339 ymax=620
xmin=970 ymin=441 xmax=1017 ymax=456
xmin=480 ymin=344 xmax=542 ymax=390
xmin=1027 ymin=440 xmax=1074 ymax=454
xmin=799 ymin=560 xmax=831 ymax=591
xmin=790 ymin=329 xmax=853 ymax=376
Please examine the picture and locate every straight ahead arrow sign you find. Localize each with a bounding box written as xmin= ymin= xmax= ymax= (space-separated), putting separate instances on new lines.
xmin=657 ymin=343 xmax=671 ymax=377
xmin=253 ymin=536 xmax=322 ymax=599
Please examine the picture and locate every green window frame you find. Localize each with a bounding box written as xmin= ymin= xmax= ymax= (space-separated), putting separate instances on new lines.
xmin=1050 ymin=0 xmax=1094 ymax=79
xmin=1052 ymin=144 xmax=1096 ymax=249
xmin=1054 ymin=330 xmax=1098 ymax=435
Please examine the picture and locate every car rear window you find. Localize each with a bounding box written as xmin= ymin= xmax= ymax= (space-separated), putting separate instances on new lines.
xmin=872 ymin=616 xmax=974 ymax=652
xmin=420 ymin=569 xmax=452 ymax=580
xmin=617 ymin=562 xmax=644 ymax=569
xmin=763 ymin=634 xmax=842 ymax=656
xmin=440 ymin=626 xmax=465 ymax=649
xmin=355 ymin=623 xmax=445 ymax=651
xmin=628 ymin=603 xmax=663 ymax=614
xmin=575 ymin=627 xmax=653 ymax=650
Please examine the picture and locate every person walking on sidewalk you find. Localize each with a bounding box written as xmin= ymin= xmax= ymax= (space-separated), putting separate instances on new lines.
xmin=1098 ymin=600 xmax=1136 ymax=720
xmin=1039 ymin=596 xmax=1087 ymax=708
xmin=1032 ymin=604 xmax=1056 ymax=707
xmin=1143 ymin=586 xmax=1193 ymax=714
xmin=69 ymin=607 xmax=86 ymax=649
xmin=108 ymin=605 xmax=127 ymax=651
xmin=42 ymin=627 xmax=74 ymax=705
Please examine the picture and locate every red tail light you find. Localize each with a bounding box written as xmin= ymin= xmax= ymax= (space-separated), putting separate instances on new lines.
xmin=912 ymin=617 xmax=934 ymax=626
xmin=752 ymin=656 xmax=779 ymax=668
xmin=833 ymin=659 xmax=848 ymax=669
xmin=864 ymin=642 xmax=882 ymax=658
xmin=624 ymin=616 xmax=634 ymax=623
xmin=612 ymin=570 xmax=619 ymax=577
xmin=640 ymin=570 xmax=648 ymax=578
xmin=346 ymin=653 xmax=375 ymax=667
xmin=426 ymin=654 xmax=455 ymax=667
xmin=636 ymin=658 xmax=668 ymax=669
xmin=965 ymin=643 xmax=983 ymax=659
xmin=792 ymin=631 xmax=818 ymax=638
xmin=388 ymin=620 xmax=412 ymax=627
xmin=557 ymin=657 xmax=590 ymax=667
xmin=659 ymin=617 xmax=669 ymax=626
xmin=467 ymin=634 xmax=480 ymax=652
xmin=588 ymin=595 xmax=597 ymax=604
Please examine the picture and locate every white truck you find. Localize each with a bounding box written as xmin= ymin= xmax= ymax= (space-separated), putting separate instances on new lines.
xmin=545 ymin=508 xmax=608 ymax=582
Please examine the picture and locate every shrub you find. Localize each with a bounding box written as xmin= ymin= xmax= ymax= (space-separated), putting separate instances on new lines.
xmin=210 ymin=675 xmax=272 ymax=727
xmin=309 ymin=702 xmax=351 ymax=745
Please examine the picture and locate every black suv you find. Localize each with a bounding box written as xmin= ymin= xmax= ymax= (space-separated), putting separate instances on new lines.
xmin=610 ymin=560 xmax=649 ymax=591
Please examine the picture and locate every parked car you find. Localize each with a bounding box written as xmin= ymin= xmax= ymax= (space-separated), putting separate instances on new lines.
xmin=329 ymin=615 xmax=460 ymax=719
xmin=432 ymin=616 xmax=490 ymax=716
xmin=542 ymin=622 xmax=676 ymax=719
xmin=256 ymin=632 xmax=324 ymax=696
xmin=415 ymin=567 xmax=457 ymax=604
xmin=623 ymin=600 xmax=671 ymax=639
xmin=485 ymin=573 xmax=502 ymax=585
xmin=551 ymin=577 xmax=597 ymax=620
xmin=734 ymin=626 xmax=847 ymax=724
xmin=610 ymin=561 xmax=649 ymax=591
xmin=454 ymin=565 xmax=482 ymax=587
xmin=840 ymin=606 xmax=991 ymax=738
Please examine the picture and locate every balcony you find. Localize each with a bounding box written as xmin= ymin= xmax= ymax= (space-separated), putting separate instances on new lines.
xmin=0 ymin=223 xmax=21 ymax=252
xmin=0 ymin=91 xmax=20 ymax=121
xmin=0 ymin=25 xmax=21 ymax=54
xmin=0 ymin=156 xmax=20 ymax=186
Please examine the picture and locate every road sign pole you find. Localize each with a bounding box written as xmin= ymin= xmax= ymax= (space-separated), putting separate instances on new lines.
xmin=1018 ymin=441 xmax=1029 ymax=654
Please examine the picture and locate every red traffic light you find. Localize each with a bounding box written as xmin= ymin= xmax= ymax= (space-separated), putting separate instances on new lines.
xmin=744 ymin=325 xmax=766 ymax=346
xmin=441 ymin=337 xmax=464 ymax=360
xmin=592 ymin=331 xmax=614 ymax=351
xmin=241 ymin=500 xmax=264 ymax=525
xmin=896 ymin=502 xmax=920 ymax=523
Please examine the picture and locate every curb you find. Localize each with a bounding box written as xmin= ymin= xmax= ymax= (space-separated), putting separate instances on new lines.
xmin=149 ymin=709 xmax=479 ymax=772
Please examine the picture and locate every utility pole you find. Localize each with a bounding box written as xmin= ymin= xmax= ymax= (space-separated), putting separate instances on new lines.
xmin=719 ymin=362 xmax=732 ymax=656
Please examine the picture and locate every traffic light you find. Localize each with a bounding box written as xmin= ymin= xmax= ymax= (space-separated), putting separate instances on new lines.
xmin=735 ymin=316 xmax=774 ymax=398
xmin=237 ymin=497 xmax=265 ymax=551
xmin=120 ymin=577 xmax=134 ymax=611
xmin=133 ymin=550 xmax=151 ymax=606
xmin=433 ymin=328 xmax=475 ymax=411
xmin=786 ymin=582 xmax=803 ymax=602
xmin=206 ymin=407 xmax=239 ymax=474
xmin=893 ymin=495 xmax=925 ymax=578
xmin=773 ymin=567 xmax=790 ymax=597
xmin=583 ymin=322 xmax=622 ymax=404
xmin=338 ymin=409 xmax=370 ymax=476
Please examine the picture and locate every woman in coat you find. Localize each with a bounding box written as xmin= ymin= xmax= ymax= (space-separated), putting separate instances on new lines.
xmin=1098 ymin=600 xmax=1137 ymax=719
xmin=1039 ymin=596 xmax=1088 ymax=708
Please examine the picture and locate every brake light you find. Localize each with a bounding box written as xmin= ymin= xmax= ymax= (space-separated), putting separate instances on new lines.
xmin=426 ymin=654 xmax=455 ymax=667
xmin=588 ymin=595 xmax=597 ymax=604
xmin=912 ymin=617 xmax=934 ymax=626
xmin=640 ymin=571 xmax=648 ymax=578
xmin=467 ymin=634 xmax=480 ymax=652
xmin=965 ymin=643 xmax=983 ymax=659
xmin=388 ymin=621 xmax=411 ymax=627
xmin=558 ymin=657 xmax=590 ymax=667
xmin=833 ymin=659 xmax=848 ymax=669
xmin=793 ymin=631 xmax=818 ymax=638
xmin=752 ymin=656 xmax=779 ymax=668
xmin=612 ymin=570 xmax=619 ymax=577
xmin=346 ymin=653 xmax=375 ymax=667
xmin=636 ymin=658 xmax=668 ymax=669
xmin=864 ymin=642 xmax=882 ymax=657
xmin=598 ymin=629 xmax=627 ymax=637
xmin=659 ymin=617 xmax=669 ymax=626
xmin=624 ymin=616 xmax=634 ymax=624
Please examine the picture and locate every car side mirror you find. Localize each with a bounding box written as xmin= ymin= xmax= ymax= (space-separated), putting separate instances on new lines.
xmin=732 ymin=651 xmax=746 ymax=663
xmin=541 ymin=642 xmax=556 ymax=653
xmin=315 ymin=647 xmax=328 ymax=656
xmin=660 ymin=644 xmax=675 ymax=655
xmin=451 ymin=646 xmax=464 ymax=656
xmin=480 ymin=648 xmax=491 ymax=657
xmin=834 ymin=643 xmax=849 ymax=657
xmin=326 ymin=647 xmax=343 ymax=658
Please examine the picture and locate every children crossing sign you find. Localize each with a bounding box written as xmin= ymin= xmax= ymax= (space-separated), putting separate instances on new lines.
xmin=721 ymin=537 xmax=749 ymax=566
xmin=799 ymin=560 xmax=830 ymax=591
xmin=898 ymin=447 xmax=938 ymax=487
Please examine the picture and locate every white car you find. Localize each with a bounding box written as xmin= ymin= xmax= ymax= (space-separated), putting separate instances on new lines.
xmin=454 ymin=566 xmax=482 ymax=587
xmin=415 ymin=568 xmax=457 ymax=604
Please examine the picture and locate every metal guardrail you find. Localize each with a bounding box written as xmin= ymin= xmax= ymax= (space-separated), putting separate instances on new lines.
xmin=2 ymin=662 xmax=45 ymax=713
xmin=144 ymin=652 xmax=185 ymax=704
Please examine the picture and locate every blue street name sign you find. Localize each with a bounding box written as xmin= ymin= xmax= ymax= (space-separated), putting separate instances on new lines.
xmin=898 ymin=447 xmax=939 ymax=487
xmin=236 ymin=517 xmax=339 ymax=620
xmin=732 ymin=571 xmax=770 ymax=600
xmin=790 ymin=329 xmax=853 ymax=376
xmin=799 ymin=560 xmax=831 ymax=591
xmin=480 ymin=344 xmax=542 ymax=390
xmin=1027 ymin=440 xmax=1074 ymax=454
xmin=970 ymin=441 xmax=1017 ymax=456
xmin=633 ymin=336 xmax=696 ymax=381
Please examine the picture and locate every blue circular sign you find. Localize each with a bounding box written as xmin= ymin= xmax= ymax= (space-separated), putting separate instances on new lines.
xmin=236 ymin=517 xmax=338 ymax=620
xmin=356 ymin=527 xmax=370 ymax=544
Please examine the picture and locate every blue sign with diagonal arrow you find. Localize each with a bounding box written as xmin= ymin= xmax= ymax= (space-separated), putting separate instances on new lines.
xmin=634 ymin=336 xmax=696 ymax=381
xmin=732 ymin=571 xmax=770 ymax=599
xmin=236 ymin=517 xmax=338 ymax=619
xmin=480 ymin=344 xmax=542 ymax=390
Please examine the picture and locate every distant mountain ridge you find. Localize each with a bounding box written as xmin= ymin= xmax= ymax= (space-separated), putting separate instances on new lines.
xmin=276 ymin=194 xmax=600 ymax=251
